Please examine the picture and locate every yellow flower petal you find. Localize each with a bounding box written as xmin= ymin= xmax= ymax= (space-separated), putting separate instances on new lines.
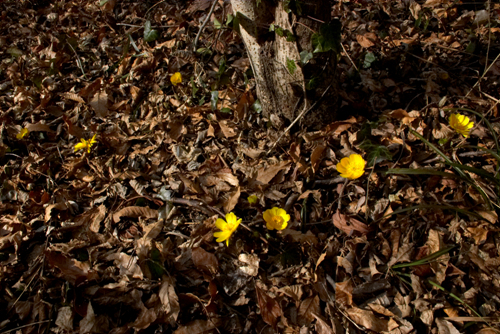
xmin=336 ymin=154 xmax=366 ymax=180
xmin=170 ymin=72 xmax=182 ymax=86
xmin=449 ymin=113 xmax=474 ymax=138
xmin=263 ymin=207 xmax=290 ymax=230
xmin=213 ymin=212 xmax=240 ymax=246
xmin=215 ymin=218 xmax=227 ymax=230
xmin=247 ymin=195 xmax=258 ymax=205
xmin=16 ymin=128 xmax=29 ymax=140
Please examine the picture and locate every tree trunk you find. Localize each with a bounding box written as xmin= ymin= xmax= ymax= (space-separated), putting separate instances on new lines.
xmin=230 ymin=0 xmax=338 ymax=129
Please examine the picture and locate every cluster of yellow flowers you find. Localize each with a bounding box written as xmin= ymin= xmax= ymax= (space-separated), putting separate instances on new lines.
xmin=214 ymin=207 xmax=290 ymax=246
xmin=214 ymin=154 xmax=368 ymax=246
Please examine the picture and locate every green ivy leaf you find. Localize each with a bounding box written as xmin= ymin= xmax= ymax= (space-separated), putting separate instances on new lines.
xmin=214 ymin=18 xmax=222 ymax=30
xmin=300 ymin=50 xmax=313 ymax=65
xmin=286 ymin=58 xmax=296 ymax=75
xmin=359 ymin=139 xmax=393 ymax=166
xmin=363 ymin=52 xmax=376 ymax=68
xmin=306 ymin=77 xmax=318 ymax=90
xmin=211 ymin=91 xmax=219 ymax=111
xmin=252 ymin=99 xmax=262 ymax=113
xmin=311 ymin=20 xmax=341 ymax=54
xmin=144 ymin=20 xmax=159 ymax=42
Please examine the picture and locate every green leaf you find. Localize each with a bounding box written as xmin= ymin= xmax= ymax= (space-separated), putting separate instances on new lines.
xmin=252 ymin=99 xmax=262 ymax=113
xmin=359 ymin=140 xmax=392 ymax=166
xmin=275 ymin=26 xmax=284 ymax=37
xmin=311 ymin=20 xmax=341 ymax=54
xmin=363 ymin=52 xmax=376 ymax=68
xmin=211 ymin=91 xmax=219 ymax=111
xmin=220 ymin=107 xmax=232 ymax=114
xmin=305 ymin=77 xmax=318 ymax=90
xmin=226 ymin=14 xmax=234 ymax=26
xmin=286 ymin=58 xmax=296 ymax=75
xmin=214 ymin=18 xmax=222 ymax=30
xmin=196 ymin=48 xmax=212 ymax=56
xmin=99 ymin=0 xmax=109 ymax=6
xmin=144 ymin=20 xmax=159 ymax=42
xmin=300 ymin=50 xmax=313 ymax=65
xmin=7 ymin=47 xmax=23 ymax=58
xmin=285 ymin=30 xmax=296 ymax=42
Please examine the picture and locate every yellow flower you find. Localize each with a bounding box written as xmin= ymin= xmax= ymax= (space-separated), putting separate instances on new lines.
xmin=247 ymin=195 xmax=258 ymax=205
xmin=214 ymin=212 xmax=241 ymax=246
xmin=263 ymin=207 xmax=290 ymax=231
xmin=74 ymin=134 xmax=97 ymax=153
xmin=449 ymin=113 xmax=473 ymax=138
xmin=170 ymin=72 xmax=182 ymax=86
xmin=336 ymin=154 xmax=366 ymax=180
xmin=16 ymin=128 xmax=29 ymax=140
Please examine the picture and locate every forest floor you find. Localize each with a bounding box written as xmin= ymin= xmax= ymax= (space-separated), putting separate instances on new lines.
xmin=1 ymin=0 xmax=500 ymax=333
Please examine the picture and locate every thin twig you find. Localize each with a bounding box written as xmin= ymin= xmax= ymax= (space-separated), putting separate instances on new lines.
xmin=341 ymin=42 xmax=359 ymax=72
xmin=337 ymin=178 xmax=348 ymax=210
xmin=117 ymin=23 xmax=175 ymax=28
xmin=193 ymin=0 xmax=218 ymax=52
xmin=0 ymin=320 xmax=51 ymax=334
xmin=466 ymin=46 xmax=500 ymax=97
xmin=67 ymin=41 xmax=88 ymax=81
xmin=266 ymin=82 xmax=333 ymax=154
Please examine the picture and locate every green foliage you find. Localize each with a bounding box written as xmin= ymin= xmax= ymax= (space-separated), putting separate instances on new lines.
xmin=363 ymin=52 xmax=376 ymax=68
xmin=252 ymin=99 xmax=262 ymax=113
xmin=286 ymin=57 xmax=296 ymax=75
xmin=359 ymin=140 xmax=393 ymax=166
xmin=300 ymin=50 xmax=313 ymax=65
xmin=210 ymin=91 xmax=219 ymax=111
xmin=270 ymin=24 xmax=296 ymax=42
xmin=214 ymin=18 xmax=222 ymax=30
xmin=144 ymin=20 xmax=159 ymax=42
xmin=311 ymin=20 xmax=341 ymax=54
xmin=283 ymin=0 xmax=302 ymax=16
xmin=305 ymin=77 xmax=318 ymax=90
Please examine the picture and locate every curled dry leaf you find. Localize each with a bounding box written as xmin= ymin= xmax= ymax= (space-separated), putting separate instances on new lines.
xmin=159 ymin=279 xmax=180 ymax=322
xmin=113 ymin=206 xmax=158 ymax=223
xmin=45 ymin=250 xmax=90 ymax=284
xmin=26 ymin=122 xmax=55 ymax=133
xmin=255 ymin=284 xmax=283 ymax=329
xmin=332 ymin=210 xmax=370 ymax=235
xmin=173 ymin=319 xmax=221 ymax=334
xmin=346 ymin=307 xmax=399 ymax=332
xmin=90 ymin=90 xmax=109 ymax=117
xmin=256 ymin=161 xmax=291 ymax=184
xmin=312 ymin=313 xmax=334 ymax=334
xmin=238 ymin=253 xmax=259 ymax=277
xmin=79 ymin=302 xmax=95 ymax=333
xmin=192 ymin=247 xmax=219 ymax=275
xmin=298 ymin=295 xmax=320 ymax=325
xmin=335 ymin=280 xmax=353 ymax=307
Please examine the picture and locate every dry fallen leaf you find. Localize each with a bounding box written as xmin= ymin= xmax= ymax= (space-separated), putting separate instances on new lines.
xmin=90 ymin=90 xmax=109 ymax=117
xmin=298 ymin=295 xmax=320 ymax=325
xmin=332 ymin=210 xmax=370 ymax=235
xmin=173 ymin=319 xmax=221 ymax=334
xmin=255 ymin=284 xmax=283 ymax=329
xmin=113 ymin=206 xmax=158 ymax=223
xmin=192 ymin=247 xmax=219 ymax=275
xmin=335 ymin=280 xmax=353 ymax=307
xmin=347 ymin=307 xmax=399 ymax=332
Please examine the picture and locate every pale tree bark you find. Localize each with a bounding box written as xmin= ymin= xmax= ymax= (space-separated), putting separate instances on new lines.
xmin=230 ymin=0 xmax=338 ymax=129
